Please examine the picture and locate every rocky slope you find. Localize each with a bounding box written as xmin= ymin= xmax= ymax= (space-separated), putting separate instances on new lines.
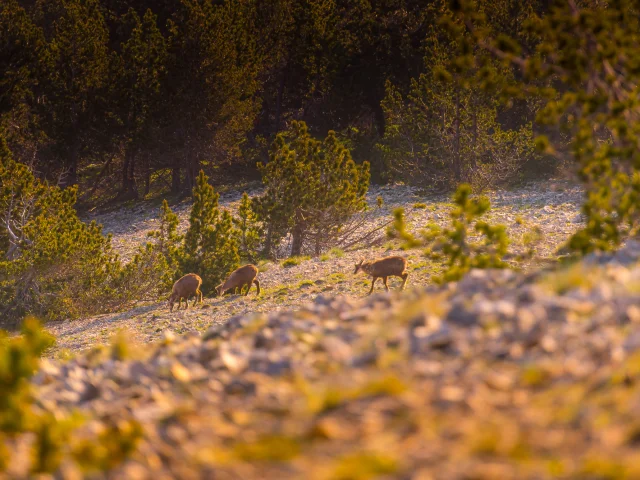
xmin=47 ymin=181 xmax=585 ymax=356
xmin=20 ymin=242 xmax=640 ymax=479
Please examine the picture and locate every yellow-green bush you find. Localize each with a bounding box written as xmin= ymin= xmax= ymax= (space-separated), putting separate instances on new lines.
xmin=0 ymin=318 xmax=141 ymax=474
xmin=391 ymin=184 xmax=509 ymax=282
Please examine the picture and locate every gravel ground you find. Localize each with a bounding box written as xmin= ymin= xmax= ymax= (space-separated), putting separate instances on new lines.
xmin=15 ymin=241 xmax=640 ymax=479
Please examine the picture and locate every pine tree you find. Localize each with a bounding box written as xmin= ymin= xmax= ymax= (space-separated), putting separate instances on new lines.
xmin=450 ymin=0 xmax=640 ymax=252
xmin=391 ymin=184 xmax=510 ymax=283
xmin=115 ymin=8 xmax=167 ymax=198
xmin=180 ymin=170 xmax=239 ymax=293
xmin=0 ymin=136 xmax=120 ymax=323
xmin=161 ymin=0 xmax=262 ymax=192
xmin=0 ymin=0 xmax=44 ymax=164
xmin=256 ymin=120 xmax=370 ymax=257
xmin=147 ymin=199 xmax=181 ymax=272
xmin=35 ymin=0 xmax=111 ymax=186
xmin=377 ymin=15 xmax=537 ymax=190
xmin=233 ymin=192 xmax=262 ymax=262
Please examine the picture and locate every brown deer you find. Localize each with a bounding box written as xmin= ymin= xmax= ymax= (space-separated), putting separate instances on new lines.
xmin=216 ymin=264 xmax=261 ymax=297
xmin=354 ymin=256 xmax=409 ymax=295
xmin=169 ymin=273 xmax=203 ymax=312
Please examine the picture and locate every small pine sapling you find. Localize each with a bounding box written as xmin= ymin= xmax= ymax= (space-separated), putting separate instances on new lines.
xmin=180 ymin=170 xmax=240 ymax=293
xmin=233 ymin=192 xmax=263 ymax=262
xmin=391 ymin=184 xmax=510 ymax=282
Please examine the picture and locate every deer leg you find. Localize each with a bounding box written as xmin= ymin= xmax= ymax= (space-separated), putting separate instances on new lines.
xmin=244 ymin=282 xmax=251 ymax=296
xmin=368 ymin=277 xmax=378 ymax=295
xmin=198 ymin=289 xmax=203 ymax=304
xmin=400 ymin=272 xmax=409 ymax=290
xmin=383 ymin=276 xmax=390 ymax=291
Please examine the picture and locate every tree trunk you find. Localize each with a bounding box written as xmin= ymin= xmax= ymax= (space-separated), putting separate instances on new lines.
xmin=143 ymin=156 xmax=150 ymax=197
xmin=127 ymin=150 xmax=137 ymax=199
xmin=314 ymin=233 xmax=322 ymax=257
xmin=471 ymin=106 xmax=478 ymax=180
xmin=183 ymin=152 xmax=199 ymax=195
xmin=453 ymin=91 xmax=462 ymax=183
xmin=122 ymin=150 xmax=130 ymax=194
xmin=121 ymin=148 xmax=138 ymax=199
xmin=262 ymin=224 xmax=274 ymax=259
xmin=171 ymin=166 xmax=181 ymax=194
xmin=65 ymin=139 xmax=80 ymax=188
xmin=290 ymin=212 xmax=305 ymax=257
xmin=274 ymin=69 xmax=287 ymax=135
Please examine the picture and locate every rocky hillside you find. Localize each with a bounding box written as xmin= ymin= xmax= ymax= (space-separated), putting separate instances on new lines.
xmin=19 ymin=241 xmax=640 ymax=479
xmin=47 ymin=182 xmax=584 ymax=356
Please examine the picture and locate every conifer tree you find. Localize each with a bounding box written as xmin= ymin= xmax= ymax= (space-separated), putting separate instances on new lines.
xmin=233 ymin=192 xmax=262 ymax=262
xmin=0 ymin=1 xmax=44 ymax=163
xmin=147 ymin=199 xmax=181 ymax=273
xmin=256 ymin=121 xmax=370 ymax=257
xmin=0 ymin=136 xmax=119 ymax=322
xmin=449 ymin=0 xmax=640 ymax=252
xmin=391 ymin=184 xmax=510 ymax=283
xmin=180 ymin=170 xmax=239 ymax=293
xmin=377 ymin=19 xmax=536 ymax=189
xmin=115 ymin=8 xmax=167 ymax=198
xmin=35 ymin=0 xmax=111 ymax=186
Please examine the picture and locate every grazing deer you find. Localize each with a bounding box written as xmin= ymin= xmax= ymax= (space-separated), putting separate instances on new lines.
xmin=216 ymin=264 xmax=261 ymax=297
xmin=169 ymin=273 xmax=203 ymax=312
xmin=354 ymin=256 xmax=409 ymax=295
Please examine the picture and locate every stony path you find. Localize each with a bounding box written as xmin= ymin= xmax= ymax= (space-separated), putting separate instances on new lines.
xmin=47 ymin=181 xmax=585 ymax=356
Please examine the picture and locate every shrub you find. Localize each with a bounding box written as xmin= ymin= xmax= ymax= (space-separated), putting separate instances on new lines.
xmin=0 ymin=137 xmax=122 ymax=324
xmin=377 ymin=37 xmax=537 ymax=190
xmin=392 ymin=184 xmax=510 ymax=282
xmin=255 ymin=121 xmax=370 ymax=257
xmin=147 ymin=199 xmax=182 ymax=274
xmin=452 ymin=0 xmax=640 ymax=253
xmin=281 ymin=255 xmax=310 ymax=268
xmin=233 ymin=192 xmax=262 ymax=262
xmin=150 ymin=170 xmax=239 ymax=294
xmin=0 ymin=318 xmax=141 ymax=474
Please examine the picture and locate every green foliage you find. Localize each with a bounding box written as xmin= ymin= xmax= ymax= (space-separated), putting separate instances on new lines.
xmin=392 ymin=184 xmax=510 ymax=282
xmin=451 ymin=0 xmax=640 ymax=253
xmin=178 ymin=170 xmax=239 ymax=293
xmin=331 ymin=452 xmax=399 ymax=480
xmin=256 ymin=121 xmax=370 ymax=257
xmin=377 ymin=14 xmax=538 ymax=189
xmin=233 ymin=192 xmax=263 ymax=262
xmin=114 ymin=242 xmax=172 ymax=304
xmin=281 ymin=255 xmax=310 ymax=268
xmin=113 ymin=7 xmax=168 ymax=197
xmin=0 ymin=137 xmax=121 ymax=322
xmin=0 ymin=0 xmax=44 ymax=156
xmin=0 ymin=138 xmax=175 ymax=324
xmin=147 ymin=199 xmax=181 ymax=274
xmin=0 ymin=318 xmax=141 ymax=474
xmin=36 ymin=0 xmax=111 ymax=186
xmin=161 ymin=0 xmax=263 ymax=191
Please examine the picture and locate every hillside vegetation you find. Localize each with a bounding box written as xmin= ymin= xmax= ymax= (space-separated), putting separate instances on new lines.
xmin=46 ymin=181 xmax=583 ymax=356
xmin=4 ymin=0 xmax=640 ymax=477
xmin=7 ymin=244 xmax=640 ymax=478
